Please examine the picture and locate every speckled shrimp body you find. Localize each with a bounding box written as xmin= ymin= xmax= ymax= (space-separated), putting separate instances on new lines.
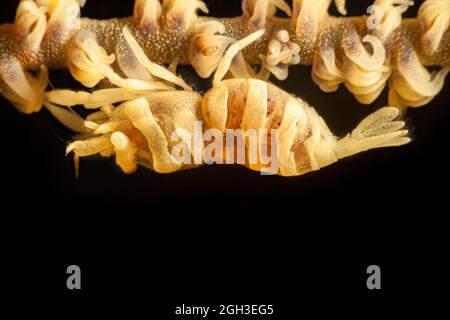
xmin=0 ymin=0 xmax=449 ymax=114
xmin=43 ymin=28 xmax=410 ymax=176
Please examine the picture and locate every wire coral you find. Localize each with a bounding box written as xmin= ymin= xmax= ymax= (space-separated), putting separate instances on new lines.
xmin=0 ymin=0 xmax=449 ymax=114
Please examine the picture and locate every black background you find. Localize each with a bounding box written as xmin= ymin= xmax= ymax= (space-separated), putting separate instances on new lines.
xmin=1 ymin=0 xmax=447 ymax=317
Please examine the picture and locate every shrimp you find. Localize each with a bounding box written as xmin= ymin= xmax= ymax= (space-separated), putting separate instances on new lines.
xmin=44 ymin=28 xmax=411 ymax=176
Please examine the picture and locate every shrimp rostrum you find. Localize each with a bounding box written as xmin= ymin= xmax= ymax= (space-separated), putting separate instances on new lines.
xmin=45 ymin=29 xmax=411 ymax=177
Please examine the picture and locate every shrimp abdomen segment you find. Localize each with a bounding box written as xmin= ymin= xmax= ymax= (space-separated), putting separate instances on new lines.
xmin=203 ymin=78 xmax=315 ymax=176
